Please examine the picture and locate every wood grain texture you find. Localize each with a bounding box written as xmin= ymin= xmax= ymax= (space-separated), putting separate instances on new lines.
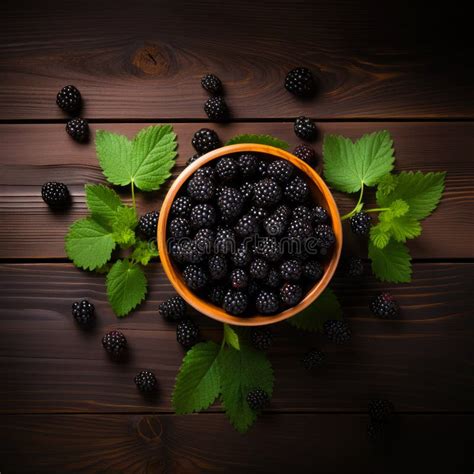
xmin=1 ymin=263 xmax=472 ymax=413
xmin=0 ymin=414 xmax=472 ymax=474
xmin=0 ymin=0 xmax=472 ymax=120
xmin=1 ymin=122 xmax=471 ymax=259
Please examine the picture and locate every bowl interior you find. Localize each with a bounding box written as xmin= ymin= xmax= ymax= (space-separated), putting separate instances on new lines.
xmin=157 ymin=143 xmax=342 ymax=326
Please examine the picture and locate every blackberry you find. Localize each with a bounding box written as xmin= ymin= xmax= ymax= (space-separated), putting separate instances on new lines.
xmin=292 ymin=205 xmax=313 ymax=221
xmin=195 ymin=166 xmax=216 ymax=180
xmin=303 ymin=260 xmax=324 ymax=282
xmin=370 ymin=293 xmax=400 ymax=320
xmin=102 ymin=330 xmax=127 ymax=359
xmin=41 ymin=182 xmax=70 ymax=208
xmin=240 ymin=182 xmax=254 ymax=202
xmin=169 ymin=241 xmax=187 ymax=264
xmin=247 ymin=279 xmax=261 ymax=297
xmin=253 ymin=237 xmax=281 ymax=262
xmin=280 ymin=259 xmax=303 ymax=281
xmin=274 ymin=204 xmax=292 ymax=221
xmin=187 ymin=175 xmax=215 ymax=202
xmin=314 ymin=224 xmax=336 ymax=248
xmin=264 ymin=268 xmax=282 ymax=288
xmin=169 ymin=217 xmax=190 ymax=239
xmin=323 ymin=319 xmax=352 ymax=344
xmin=215 ymin=227 xmax=237 ymax=255
xmin=253 ymin=178 xmax=282 ymax=207
xmin=266 ymin=160 xmax=295 ymax=183
xmin=287 ymin=218 xmax=313 ymax=240
xmin=256 ymin=159 xmax=268 ymax=178
xmin=138 ymin=210 xmax=159 ymax=240
xmin=177 ymin=319 xmax=200 ymax=348
xmin=255 ymin=289 xmax=280 ymax=314
xmin=280 ymin=282 xmax=303 ymax=306
xmin=208 ymin=254 xmax=228 ymax=280
xmin=302 ymin=349 xmax=325 ymax=370
xmin=345 ymin=256 xmax=364 ymax=277
xmin=215 ymin=156 xmax=238 ymax=181
xmin=263 ymin=214 xmax=287 ymax=237
xmin=171 ymin=197 xmax=192 ymax=218
xmin=72 ymin=300 xmax=95 ymax=328
xmin=190 ymin=203 xmax=216 ymax=229
xmin=134 ymin=370 xmax=157 ymax=393
xmin=217 ymin=187 xmax=243 ymax=220
xmin=249 ymin=206 xmax=269 ymax=223
xmin=159 ymin=295 xmax=186 ymax=321
xmin=201 ymin=73 xmax=223 ymax=95
xmin=294 ymin=116 xmax=317 ymax=141
xmin=230 ymin=268 xmax=249 ymax=289
xmin=186 ymin=153 xmax=201 ymax=166
xmin=284 ymin=176 xmax=309 ymax=203
xmin=234 ymin=214 xmax=258 ymax=237
xmin=369 ymin=399 xmax=394 ymax=423
xmin=194 ymin=228 xmax=215 ymax=251
xmin=237 ymin=153 xmax=258 ymax=178
xmin=204 ymin=96 xmax=229 ymax=121
xmin=208 ymin=286 xmax=226 ymax=306
xmin=284 ymin=67 xmax=316 ymax=97
xmin=66 ymin=118 xmax=89 ymax=142
xmin=250 ymin=327 xmax=273 ymax=351
xmin=293 ymin=144 xmax=317 ymax=164
xmin=192 ymin=128 xmax=221 ymax=154
xmin=350 ymin=212 xmax=372 ymax=237
xmin=182 ymin=265 xmax=208 ymax=290
xmin=231 ymin=242 xmax=252 ymax=267
xmin=56 ymin=85 xmax=82 ymax=113
xmin=250 ymin=259 xmax=270 ymax=280
xmin=223 ymin=289 xmax=248 ymax=315
xmin=312 ymin=206 xmax=329 ymax=224
xmin=246 ymin=388 xmax=270 ymax=410
xmin=181 ymin=239 xmax=206 ymax=264
xmin=367 ymin=421 xmax=386 ymax=442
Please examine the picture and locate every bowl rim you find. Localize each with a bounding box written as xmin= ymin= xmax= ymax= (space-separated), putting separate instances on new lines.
xmin=157 ymin=143 xmax=342 ymax=326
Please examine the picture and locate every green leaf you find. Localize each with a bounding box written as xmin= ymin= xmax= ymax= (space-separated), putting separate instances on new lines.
xmin=224 ymin=324 xmax=240 ymax=350
xmin=368 ymin=240 xmax=412 ymax=283
xmin=172 ymin=341 xmax=221 ymax=414
xmin=323 ymin=131 xmax=395 ymax=193
xmin=65 ymin=218 xmax=116 ymax=271
xmin=389 ymin=199 xmax=409 ymax=217
xmin=131 ymin=240 xmax=159 ymax=266
xmin=287 ymin=288 xmax=342 ymax=332
xmin=370 ymin=223 xmax=391 ymax=249
xmin=377 ymin=173 xmax=398 ymax=196
xmin=111 ymin=206 xmax=138 ymax=247
xmin=219 ymin=344 xmax=274 ymax=433
xmin=85 ymin=184 xmax=122 ymax=223
xmin=106 ymin=259 xmax=147 ymax=316
xmin=226 ymin=134 xmax=289 ymax=150
xmin=388 ymin=216 xmax=422 ymax=242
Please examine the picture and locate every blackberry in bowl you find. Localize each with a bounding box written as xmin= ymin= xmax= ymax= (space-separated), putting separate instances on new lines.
xmin=158 ymin=144 xmax=342 ymax=326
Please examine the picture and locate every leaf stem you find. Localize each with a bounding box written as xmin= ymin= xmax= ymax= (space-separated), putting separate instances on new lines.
xmin=341 ymin=184 xmax=364 ymax=221
xmin=365 ymin=207 xmax=390 ymax=213
xmin=131 ymin=180 xmax=136 ymax=210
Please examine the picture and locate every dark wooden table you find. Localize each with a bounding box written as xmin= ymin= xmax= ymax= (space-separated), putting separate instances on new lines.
xmin=0 ymin=1 xmax=473 ymax=472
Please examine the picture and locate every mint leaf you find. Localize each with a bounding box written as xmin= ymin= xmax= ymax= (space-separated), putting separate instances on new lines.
xmin=85 ymin=184 xmax=122 ymax=223
xmin=389 ymin=199 xmax=409 ymax=217
xmin=377 ymin=173 xmax=398 ymax=196
xmin=224 ymin=324 xmax=240 ymax=350
xmin=368 ymin=240 xmax=412 ymax=283
xmin=287 ymin=288 xmax=342 ymax=332
xmin=65 ymin=218 xmax=116 ymax=271
xmin=172 ymin=341 xmax=221 ymax=414
xmin=131 ymin=240 xmax=158 ymax=266
xmin=323 ymin=131 xmax=394 ymax=193
xmin=226 ymin=134 xmax=289 ymax=150
xmin=219 ymin=344 xmax=274 ymax=433
xmin=106 ymin=259 xmax=147 ymax=316
xmin=370 ymin=223 xmax=391 ymax=249
xmin=387 ymin=216 xmax=422 ymax=242
xmin=111 ymin=206 xmax=138 ymax=248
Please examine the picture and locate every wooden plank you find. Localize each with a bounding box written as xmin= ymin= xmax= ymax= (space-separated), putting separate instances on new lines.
xmin=0 ymin=1 xmax=472 ymax=119
xmin=0 ymin=263 xmax=472 ymax=413
xmin=0 ymin=122 xmax=471 ymax=259
xmin=0 ymin=414 xmax=472 ymax=473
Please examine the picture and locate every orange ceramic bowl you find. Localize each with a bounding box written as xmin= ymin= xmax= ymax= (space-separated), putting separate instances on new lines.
xmin=158 ymin=144 xmax=342 ymax=326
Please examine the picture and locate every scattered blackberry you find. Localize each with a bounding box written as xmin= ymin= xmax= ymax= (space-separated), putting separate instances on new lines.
xmin=266 ymin=160 xmax=294 ymax=183
xmin=204 ymin=96 xmax=229 ymax=121
xmin=177 ymin=319 xmax=200 ymax=348
xmin=249 ymin=206 xmax=269 ymax=223
xmin=370 ymin=293 xmax=400 ymax=320
xmin=369 ymin=399 xmax=394 ymax=423
xmin=72 ymin=300 xmax=95 ymax=328
xmin=284 ymin=67 xmax=316 ymax=97
xmin=159 ymin=295 xmax=186 ymax=321
xmin=367 ymin=421 xmax=386 ymax=442
xmin=169 ymin=217 xmax=190 ymax=239
xmin=66 ymin=118 xmax=89 ymax=142
xmin=134 ymin=370 xmax=157 ymax=393
xmin=234 ymin=214 xmax=258 ymax=237
xmin=253 ymin=237 xmax=281 ymax=263
xmin=250 ymin=327 xmax=273 ymax=351
xmin=208 ymin=254 xmax=228 ymax=280
xmin=284 ymin=176 xmax=309 ymax=202
xmin=280 ymin=282 xmax=303 ymax=306
xmin=293 ymin=144 xmax=317 ymax=164
xmin=238 ymin=153 xmax=258 ymax=178
xmin=190 ymin=203 xmax=216 ymax=229
xmin=240 ymin=182 xmax=254 ymax=202
xmin=350 ymin=212 xmax=372 ymax=237
xmin=255 ymin=289 xmax=280 ymax=314
xmin=280 ymin=259 xmax=303 ymax=281
xmin=192 ymin=128 xmax=221 ymax=153
xmin=294 ymin=116 xmax=317 ymax=141
xmin=303 ymin=260 xmax=324 ymax=281
xmin=250 ymin=259 xmax=270 ymax=280
xmin=231 ymin=242 xmax=252 ymax=267
xmin=246 ymin=388 xmax=270 ymax=410
xmin=208 ymin=286 xmax=226 ymax=306
xmin=263 ymin=214 xmax=287 ymax=237
xmin=181 ymin=239 xmax=206 ymax=264
xmin=292 ymin=205 xmax=313 ymax=221
xmin=201 ymin=73 xmax=223 ymax=95
xmin=171 ymin=197 xmax=192 ymax=218
xmin=345 ymin=256 xmax=364 ymax=277
xmin=186 ymin=153 xmax=201 ymax=166
xmin=195 ymin=166 xmax=216 ymax=180
xmin=187 ymin=175 xmax=215 ymax=202
xmin=182 ymin=265 xmax=208 ymax=290
xmin=253 ymin=178 xmax=282 ymax=207
xmin=302 ymin=349 xmax=325 ymax=370
xmin=41 ymin=182 xmax=70 ymax=208
xmin=56 ymin=85 xmax=82 ymax=113
xmin=215 ymin=156 xmax=238 ymax=181
xmin=215 ymin=227 xmax=236 ymax=255
xmin=138 ymin=210 xmax=159 ymax=240
xmin=314 ymin=224 xmax=336 ymax=248
xmin=264 ymin=269 xmax=282 ymax=288
xmin=230 ymin=268 xmax=249 ymax=289
xmin=217 ymin=187 xmax=244 ymax=220
xmin=312 ymin=206 xmax=329 ymax=224
xmin=256 ymin=159 xmax=268 ymax=178
xmin=287 ymin=218 xmax=313 ymax=240
xmin=102 ymin=330 xmax=127 ymax=359
xmin=223 ymin=289 xmax=248 ymax=315
xmin=323 ymin=319 xmax=352 ymax=344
